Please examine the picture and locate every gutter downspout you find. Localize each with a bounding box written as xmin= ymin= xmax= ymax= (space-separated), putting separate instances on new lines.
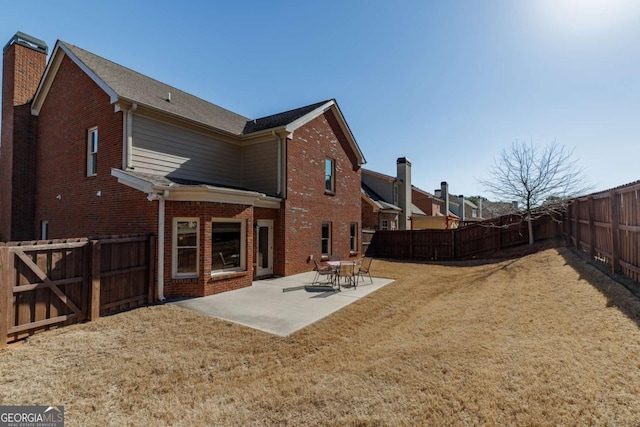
xmin=272 ymin=130 xmax=287 ymax=197
xmin=148 ymin=190 xmax=167 ymax=302
xmin=158 ymin=195 xmax=166 ymax=302
xmin=126 ymin=103 xmax=137 ymax=169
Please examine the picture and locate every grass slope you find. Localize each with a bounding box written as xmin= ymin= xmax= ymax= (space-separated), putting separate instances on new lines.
xmin=1 ymin=247 xmax=640 ymax=426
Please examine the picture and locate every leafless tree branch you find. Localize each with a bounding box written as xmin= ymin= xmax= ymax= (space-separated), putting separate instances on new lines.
xmin=478 ymin=140 xmax=592 ymax=243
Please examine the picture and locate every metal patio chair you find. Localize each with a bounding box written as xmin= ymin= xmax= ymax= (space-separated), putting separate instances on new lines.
xmin=312 ymin=258 xmax=336 ymax=286
xmin=355 ymin=257 xmax=373 ymax=284
xmin=336 ymin=261 xmax=356 ymax=289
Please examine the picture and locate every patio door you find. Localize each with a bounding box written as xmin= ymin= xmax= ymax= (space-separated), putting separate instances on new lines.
xmin=256 ymin=220 xmax=273 ymax=277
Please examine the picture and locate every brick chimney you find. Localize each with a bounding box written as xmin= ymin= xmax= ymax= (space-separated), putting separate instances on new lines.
xmin=396 ymin=157 xmax=412 ymax=230
xmin=1 ymin=32 xmax=48 ymax=241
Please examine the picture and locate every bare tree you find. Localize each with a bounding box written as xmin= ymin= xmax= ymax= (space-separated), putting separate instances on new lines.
xmin=479 ymin=140 xmax=591 ymax=244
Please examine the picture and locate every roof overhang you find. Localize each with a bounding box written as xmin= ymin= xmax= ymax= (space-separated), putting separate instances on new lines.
xmin=284 ymin=100 xmax=366 ymax=166
xmin=111 ymin=169 xmax=281 ymax=208
xmin=362 ymin=168 xmax=398 ymax=183
xmin=32 ymin=41 xmax=119 ymax=116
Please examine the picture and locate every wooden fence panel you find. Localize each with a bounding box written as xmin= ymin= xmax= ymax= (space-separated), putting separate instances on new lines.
xmin=4 ymin=240 xmax=89 ymax=343
xmin=99 ymin=235 xmax=152 ymax=315
xmin=371 ymin=213 xmax=560 ymax=262
xmin=1 ymin=234 xmax=154 ymax=347
xmin=565 ymin=181 xmax=640 ymax=284
xmin=618 ymin=188 xmax=639 ymax=281
xmin=413 ymin=230 xmax=453 ymax=260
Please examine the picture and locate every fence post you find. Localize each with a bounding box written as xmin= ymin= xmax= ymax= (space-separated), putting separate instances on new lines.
xmin=574 ymin=199 xmax=581 ymax=250
xmin=497 ymin=217 xmax=502 ymax=252
xmin=0 ymin=247 xmax=8 ymax=348
xmin=409 ymin=230 xmax=413 ymax=260
xmin=451 ymin=229 xmax=456 ymax=260
xmin=587 ymin=196 xmax=595 ymax=260
xmin=89 ymin=240 xmax=101 ymax=321
xmin=147 ymin=235 xmax=156 ymax=304
xmin=609 ymin=191 xmax=620 ymax=274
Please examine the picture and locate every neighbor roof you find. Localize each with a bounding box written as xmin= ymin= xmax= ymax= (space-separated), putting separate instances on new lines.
xmin=361 ymin=183 xmax=402 ymax=212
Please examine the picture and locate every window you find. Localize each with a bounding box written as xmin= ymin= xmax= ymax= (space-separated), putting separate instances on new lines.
xmin=350 ymin=223 xmax=358 ymax=253
xmin=211 ymin=219 xmax=246 ymax=273
xmin=173 ymin=218 xmax=199 ymax=277
xmin=325 ymin=158 xmax=335 ymax=193
xmin=472 ymin=209 xmax=478 ymax=218
xmin=87 ymin=127 xmax=98 ymax=176
xmin=321 ymin=222 xmax=331 ymax=255
xmin=41 ymin=221 xmax=49 ymax=239
xmin=381 ymin=220 xmax=388 ymax=230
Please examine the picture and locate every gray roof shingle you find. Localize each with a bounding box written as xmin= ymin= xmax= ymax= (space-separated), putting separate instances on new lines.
xmin=60 ymin=42 xmax=347 ymax=146
xmin=242 ymin=100 xmax=331 ymax=134
xmin=62 ymin=41 xmax=250 ymax=135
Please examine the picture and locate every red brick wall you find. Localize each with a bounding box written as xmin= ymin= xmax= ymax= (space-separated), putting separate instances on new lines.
xmin=163 ymin=201 xmax=254 ymax=297
xmin=0 ymin=42 xmax=47 ymax=240
xmin=35 ymin=55 xmax=157 ymax=239
xmin=412 ymin=189 xmax=435 ymax=216
xmin=281 ymin=110 xmax=362 ymax=276
xmin=361 ymin=195 xmax=379 ymax=230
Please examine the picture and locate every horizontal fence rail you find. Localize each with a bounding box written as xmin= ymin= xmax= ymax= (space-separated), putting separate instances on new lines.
xmin=371 ymin=214 xmax=561 ymax=261
xmin=565 ymin=181 xmax=640 ymax=283
xmin=1 ymin=234 xmax=155 ymax=347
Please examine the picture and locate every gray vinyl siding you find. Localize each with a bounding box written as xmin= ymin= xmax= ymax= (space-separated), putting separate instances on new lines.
xmin=131 ymin=114 xmax=241 ymax=187
xmin=362 ymin=173 xmax=394 ymax=204
xmin=241 ymin=141 xmax=278 ymax=195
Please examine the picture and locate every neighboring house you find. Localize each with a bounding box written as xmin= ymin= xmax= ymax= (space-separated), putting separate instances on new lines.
xmin=361 ymin=158 xmax=429 ymax=230
xmin=453 ymin=196 xmax=482 ymax=223
xmin=433 ymin=181 xmax=484 ymax=227
xmin=0 ymin=32 xmax=365 ymax=299
xmin=482 ymin=200 xmax=519 ymax=219
xmin=411 ymin=186 xmax=441 ymax=216
xmin=413 ymin=181 xmax=459 ymax=230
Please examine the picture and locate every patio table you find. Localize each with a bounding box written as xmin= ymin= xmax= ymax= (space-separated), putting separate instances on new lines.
xmin=327 ymin=260 xmax=359 ymax=288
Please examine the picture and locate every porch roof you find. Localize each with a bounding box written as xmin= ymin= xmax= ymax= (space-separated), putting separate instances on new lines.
xmin=111 ymin=169 xmax=281 ymax=208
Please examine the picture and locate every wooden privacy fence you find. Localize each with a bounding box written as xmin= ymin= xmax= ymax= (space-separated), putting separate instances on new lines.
xmin=371 ymin=214 xmax=561 ymax=261
xmin=565 ymin=181 xmax=640 ymax=283
xmin=0 ymin=234 xmax=155 ymax=347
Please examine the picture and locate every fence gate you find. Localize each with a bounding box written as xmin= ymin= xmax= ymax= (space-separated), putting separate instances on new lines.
xmin=1 ymin=234 xmax=155 ymax=348
xmin=1 ymin=240 xmax=90 ymax=347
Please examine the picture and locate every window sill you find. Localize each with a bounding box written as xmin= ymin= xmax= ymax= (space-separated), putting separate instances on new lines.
xmin=324 ymin=191 xmax=335 ymax=196
xmin=209 ymin=270 xmax=247 ymax=282
xmin=172 ymin=275 xmax=200 ymax=283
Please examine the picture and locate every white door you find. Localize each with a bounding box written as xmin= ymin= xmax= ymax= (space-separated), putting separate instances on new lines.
xmin=256 ymin=220 xmax=273 ymax=277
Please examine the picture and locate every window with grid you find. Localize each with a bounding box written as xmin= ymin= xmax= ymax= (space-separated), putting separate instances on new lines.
xmin=87 ymin=127 xmax=98 ymax=176
xmin=173 ymin=218 xmax=199 ymax=277
xmin=325 ymin=158 xmax=335 ymax=193
xmin=350 ymin=222 xmax=358 ymax=252
xmin=321 ymin=222 xmax=331 ymax=255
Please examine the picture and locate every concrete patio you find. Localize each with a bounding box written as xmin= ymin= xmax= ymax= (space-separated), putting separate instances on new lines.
xmin=170 ymin=272 xmax=394 ymax=336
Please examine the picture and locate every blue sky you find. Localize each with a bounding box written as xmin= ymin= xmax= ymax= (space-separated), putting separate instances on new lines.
xmin=2 ymin=0 xmax=639 ymax=198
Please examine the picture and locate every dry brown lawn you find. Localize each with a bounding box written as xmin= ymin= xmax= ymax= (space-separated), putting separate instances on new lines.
xmin=2 ymin=246 xmax=640 ymax=426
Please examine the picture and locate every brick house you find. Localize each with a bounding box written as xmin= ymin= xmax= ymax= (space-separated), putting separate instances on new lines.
xmin=361 ymin=158 xmax=431 ymax=230
xmin=0 ymin=32 xmax=365 ymax=299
